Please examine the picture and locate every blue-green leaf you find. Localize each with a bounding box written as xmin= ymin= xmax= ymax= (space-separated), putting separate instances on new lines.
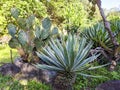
xmin=42 ymin=17 xmax=51 ymax=31
xmin=11 ymin=8 xmax=19 ymax=19
xmin=18 ymin=30 xmax=28 ymax=45
xmin=7 ymin=24 xmax=16 ymax=37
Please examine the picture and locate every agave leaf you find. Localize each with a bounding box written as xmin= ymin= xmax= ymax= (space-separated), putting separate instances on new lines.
xmin=76 ymin=54 xmax=100 ymax=70
xmin=56 ymin=39 xmax=69 ymax=67
xmin=42 ymin=17 xmax=51 ymax=31
xmin=7 ymin=24 xmax=16 ymax=37
xmin=78 ymin=73 xmax=103 ymax=78
xmin=62 ymin=43 xmax=69 ymax=68
xmin=43 ymin=47 xmax=64 ymax=68
xmin=45 ymin=47 xmax=64 ymax=68
xmin=74 ymin=41 xmax=93 ymax=68
xmin=88 ymin=63 xmax=110 ymax=70
xmin=74 ymin=54 xmax=99 ymax=71
xmin=99 ymin=41 xmax=113 ymax=53
xmin=56 ymin=39 xmax=64 ymax=53
xmin=18 ymin=30 xmax=28 ymax=45
xmin=9 ymin=37 xmax=20 ymax=48
xmin=36 ymin=52 xmax=51 ymax=64
xmin=49 ymin=40 xmax=67 ymax=68
xmin=39 ymin=52 xmax=62 ymax=67
xmin=11 ymin=8 xmax=19 ymax=19
xmin=74 ymin=38 xmax=86 ymax=65
xmin=66 ymin=34 xmax=75 ymax=68
xmin=35 ymin=64 xmax=64 ymax=71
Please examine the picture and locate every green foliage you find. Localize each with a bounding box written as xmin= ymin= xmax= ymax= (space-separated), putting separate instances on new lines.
xmin=0 ymin=45 xmax=18 ymax=63
xmin=0 ymin=74 xmax=51 ymax=90
xmin=0 ymin=0 xmax=100 ymax=35
xmin=74 ymin=64 xmax=120 ymax=90
xmin=41 ymin=0 xmax=90 ymax=33
xmin=8 ymin=8 xmax=58 ymax=62
xmin=110 ymin=19 xmax=120 ymax=43
xmin=80 ymin=23 xmax=113 ymax=50
xmin=27 ymin=80 xmax=51 ymax=90
xmin=59 ymin=2 xmax=88 ymax=32
xmin=0 ymin=0 xmax=47 ymax=35
xmin=36 ymin=34 xmax=99 ymax=77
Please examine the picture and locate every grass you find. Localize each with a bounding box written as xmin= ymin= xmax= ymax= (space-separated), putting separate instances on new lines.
xmin=0 ymin=74 xmax=52 ymax=90
xmin=74 ymin=64 xmax=120 ymax=90
xmin=0 ymin=44 xmax=18 ymax=63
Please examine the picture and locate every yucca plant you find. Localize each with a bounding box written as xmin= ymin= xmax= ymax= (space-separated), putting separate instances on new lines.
xmin=35 ymin=35 xmax=100 ymax=90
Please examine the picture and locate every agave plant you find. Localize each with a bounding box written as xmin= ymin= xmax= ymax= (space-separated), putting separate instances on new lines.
xmin=80 ymin=23 xmax=113 ymax=51
xmin=81 ymin=21 xmax=120 ymax=70
xmin=7 ymin=8 xmax=58 ymax=63
xmin=110 ymin=19 xmax=120 ymax=44
xmin=35 ymin=35 xmax=100 ymax=90
xmin=80 ymin=23 xmax=114 ymax=64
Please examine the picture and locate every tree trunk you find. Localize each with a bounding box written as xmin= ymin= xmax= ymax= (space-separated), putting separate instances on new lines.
xmin=96 ymin=0 xmax=119 ymax=47
xmin=53 ymin=73 xmax=76 ymax=90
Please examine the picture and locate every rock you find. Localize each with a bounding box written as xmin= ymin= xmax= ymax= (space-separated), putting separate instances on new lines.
xmin=39 ymin=70 xmax=57 ymax=84
xmin=0 ymin=63 xmax=20 ymax=76
xmin=14 ymin=57 xmax=57 ymax=84
xmin=95 ymin=80 xmax=120 ymax=90
xmin=0 ymin=58 xmax=57 ymax=84
xmin=14 ymin=57 xmax=23 ymax=68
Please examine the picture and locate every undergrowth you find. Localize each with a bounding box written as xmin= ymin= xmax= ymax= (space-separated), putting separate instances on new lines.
xmin=0 ymin=45 xmax=18 ymax=63
xmin=0 ymin=74 xmax=52 ymax=90
xmin=74 ymin=63 xmax=120 ymax=90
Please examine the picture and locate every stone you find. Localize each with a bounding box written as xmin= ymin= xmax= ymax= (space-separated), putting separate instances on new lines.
xmin=39 ymin=70 xmax=56 ymax=84
xmin=0 ymin=57 xmax=57 ymax=84
xmin=95 ymin=80 xmax=120 ymax=90
xmin=14 ymin=57 xmax=57 ymax=84
xmin=14 ymin=57 xmax=23 ymax=68
xmin=0 ymin=63 xmax=20 ymax=76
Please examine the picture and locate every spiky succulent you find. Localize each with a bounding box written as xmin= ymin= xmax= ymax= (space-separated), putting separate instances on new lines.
xmin=35 ymin=35 xmax=100 ymax=76
xmin=80 ymin=23 xmax=113 ymax=52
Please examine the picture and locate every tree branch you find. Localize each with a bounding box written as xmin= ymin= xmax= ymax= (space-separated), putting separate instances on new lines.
xmin=96 ymin=0 xmax=119 ymax=47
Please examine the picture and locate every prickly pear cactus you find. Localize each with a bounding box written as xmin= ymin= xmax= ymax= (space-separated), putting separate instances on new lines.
xmin=7 ymin=7 xmax=58 ymax=62
xmin=34 ymin=17 xmax=58 ymax=50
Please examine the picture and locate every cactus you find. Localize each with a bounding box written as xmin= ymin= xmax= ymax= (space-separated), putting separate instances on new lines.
xmin=8 ymin=8 xmax=58 ymax=63
xmin=34 ymin=17 xmax=58 ymax=50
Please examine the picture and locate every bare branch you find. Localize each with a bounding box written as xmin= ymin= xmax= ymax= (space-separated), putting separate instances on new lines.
xmin=96 ymin=0 xmax=119 ymax=47
xmin=90 ymin=47 xmax=111 ymax=61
